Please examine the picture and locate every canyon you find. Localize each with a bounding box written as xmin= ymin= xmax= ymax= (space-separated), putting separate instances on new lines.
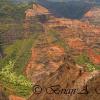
xmin=0 ymin=1 xmax=100 ymax=100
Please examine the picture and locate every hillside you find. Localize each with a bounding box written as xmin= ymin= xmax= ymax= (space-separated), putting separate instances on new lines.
xmin=0 ymin=1 xmax=100 ymax=100
xmin=28 ymin=56 xmax=100 ymax=100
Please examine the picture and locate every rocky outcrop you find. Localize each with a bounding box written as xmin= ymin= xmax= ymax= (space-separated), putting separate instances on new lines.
xmin=25 ymin=43 xmax=65 ymax=83
xmin=67 ymin=38 xmax=86 ymax=51
xmin=88 ymin=48 xmax=100 ymax=65
xmin=82 ymin=7 xmax=100 ymax=26
xmin=25 ymin=4 xmax=50 ymax=18
xmin=27 ymin=54 xmax=100 ymax=100
xmin=47 ymin=17 xmax=100 ymax=55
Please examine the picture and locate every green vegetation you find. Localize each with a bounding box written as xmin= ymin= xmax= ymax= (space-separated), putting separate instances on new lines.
xmin=0 ymin=1 xmax=42 ymax=97
xmin=0 ymin=33 xmax=40 ymax=97
xmin=48 ymin=29 xmax=69 ymax=51
xmin=75 ymin=52 xmax=89 ymax=65
xmin=0 ymin=39 xmax=33 ymax=97
xmin=75 ymin=52 xmax=100 ymax=72
xmin=0 ymin=0 xmax=31 ymax=21
xmin=86 ymin=63 xmax=96 ymax=72
xmin=0 ymin=36 xmax=36 ymax=74
xmin=0 ymin=8 xmax=41 ymax=95
xmin=0 ymin=60 xmax=32 ymax=97
xmin=0 ymin=0 xmax=33 ymax=61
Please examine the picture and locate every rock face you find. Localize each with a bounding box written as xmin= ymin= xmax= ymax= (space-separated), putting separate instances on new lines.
xmin=24 ymin=3 xmax=100 ymax=100
xmin=27 ymin=54 xmax=100 ymax=100
xmin=47 ymin=17 xmax=100 ymax=47
xmin=88 ymin=48 xmax=100 ymax=65
xmin=25 ymin=42 xmax=65 ymax=83
xmin=82 ymin=7 xmax=100 ymax=26
xmin=68 ymin=38 xmax=86 ymax=51
xmin=25 ymin=4 xmax=50 ymax=18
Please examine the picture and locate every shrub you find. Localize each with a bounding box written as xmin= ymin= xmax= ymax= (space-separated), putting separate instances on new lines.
xmin=0 ymin=60 xmax=32 ymax=97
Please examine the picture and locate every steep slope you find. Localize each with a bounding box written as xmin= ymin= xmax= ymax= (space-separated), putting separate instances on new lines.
xmin=28 ymin=54 xmax=100 ymax=100
xmin=25 ymin=4 xmax=50 ymax=19
xmin=24 ymin=17 xmax=66 ymax=83
xmin=24 ymin=3 xmax=100 ymax=85
xmin=0 ymin=2 xmax=100 ymax=100
xmin=46 ymin=17 xmax=100 ymax=51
